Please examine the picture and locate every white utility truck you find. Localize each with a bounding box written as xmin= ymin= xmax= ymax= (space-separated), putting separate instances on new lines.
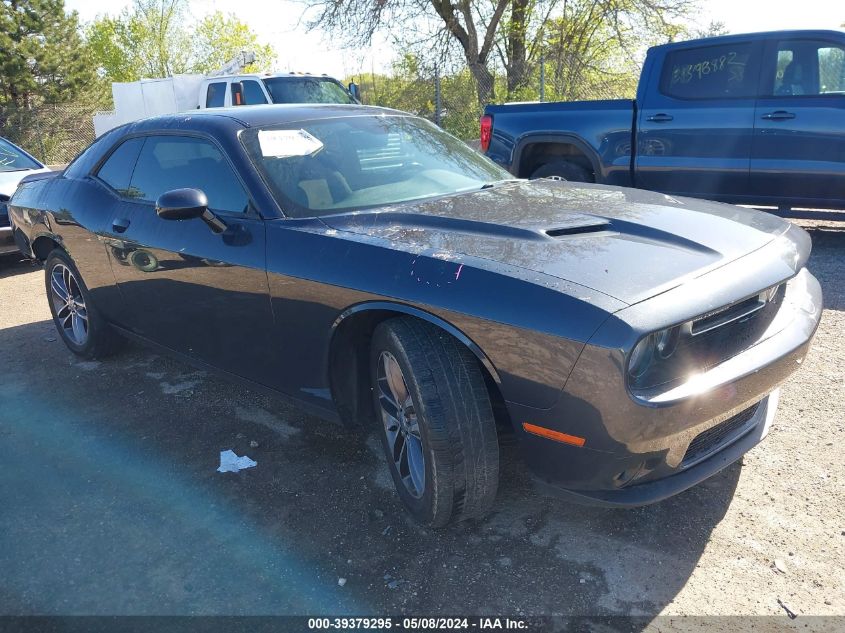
xmin=93 ymin=52 xmax=360 ymax=137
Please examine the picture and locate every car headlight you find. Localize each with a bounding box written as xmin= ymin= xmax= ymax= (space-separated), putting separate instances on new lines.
xmin=628 ymin=325 xmax=681 ymax=378
xmin=628 ymin=333 xmax=655 ymax=378
xmin=656 ymin=325 xmax=680 ymax=359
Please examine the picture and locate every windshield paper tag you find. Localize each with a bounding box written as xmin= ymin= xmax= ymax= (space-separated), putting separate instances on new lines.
xmin=258 ymin=129 xmax=324 ymax=158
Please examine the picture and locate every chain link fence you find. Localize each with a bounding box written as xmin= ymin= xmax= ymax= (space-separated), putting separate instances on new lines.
xmin=0 ymin=101 xmax=103 ymax=166
xmin=353 ymin=61 xmax=535 ymax=143
xmin=350 ymin=52 xmax=638 ymax=142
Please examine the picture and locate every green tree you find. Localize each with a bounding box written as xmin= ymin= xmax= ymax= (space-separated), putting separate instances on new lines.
xmin=353 ymin=55 xmax=434 ymax=116
xmin=0 ymin=0 xmax=96 ymax=107
xmin=191 ymin=11 xmax=276 ymax=74
xmin=346 ymin=55 xmax=484 ymax=140
xmin=305 ymin=0 xmax=696 ymax=104
xmin=87 ymin=2 xmax=276 ymax=82
xmin=86 ymin=0 xmax=191 ymax=81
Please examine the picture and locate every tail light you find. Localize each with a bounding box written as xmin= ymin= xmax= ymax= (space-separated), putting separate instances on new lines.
xmin=480 ymin=115 xmax=492 ymax=152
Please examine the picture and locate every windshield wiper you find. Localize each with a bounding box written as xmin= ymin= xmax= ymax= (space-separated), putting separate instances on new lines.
xmin=480 ymin=178 xmax=523 ymax=189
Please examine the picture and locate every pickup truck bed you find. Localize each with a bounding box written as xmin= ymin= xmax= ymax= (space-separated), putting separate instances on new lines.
xmin=485 ymin=99 xmax=635 ymax=187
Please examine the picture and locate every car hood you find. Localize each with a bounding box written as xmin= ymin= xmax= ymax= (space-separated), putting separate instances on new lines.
xmin=320 ymin=180 xmax=792 ymax=305
xmin=0 ymin=167 xmax=51 ymax=198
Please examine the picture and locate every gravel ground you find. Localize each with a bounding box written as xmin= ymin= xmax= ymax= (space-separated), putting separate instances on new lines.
xmin=0 ymin=219 xmax=842 ymax=619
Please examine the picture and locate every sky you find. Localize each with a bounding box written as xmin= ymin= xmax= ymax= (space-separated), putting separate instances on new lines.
xmin=64 ymin=0 xmax=844 ymax=79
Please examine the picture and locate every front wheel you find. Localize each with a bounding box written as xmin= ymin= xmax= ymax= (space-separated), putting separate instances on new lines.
xmin=44 ymin=249 xmax=125 ymax=359
xmin=370 ymin=317 xmax=499 ymax=527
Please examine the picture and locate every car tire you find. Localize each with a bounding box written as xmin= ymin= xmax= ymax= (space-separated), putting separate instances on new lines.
xmin=530 ymin=159 xmax=592 ymax=182
xmin=370 ymin=317 xmax=499 ymax=527
xmin=44 ymin=249 xmax=125 ymax=359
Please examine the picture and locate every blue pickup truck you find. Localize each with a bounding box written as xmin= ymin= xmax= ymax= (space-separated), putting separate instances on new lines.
xmin=482 ymin=30 xmax=845 ymax=209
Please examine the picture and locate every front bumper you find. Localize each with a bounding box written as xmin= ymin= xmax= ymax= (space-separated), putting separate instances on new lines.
xmin=532 ymin=391 xmax=777 ymax=507
xmin=507 ymin=254 xmax=821 ymax=506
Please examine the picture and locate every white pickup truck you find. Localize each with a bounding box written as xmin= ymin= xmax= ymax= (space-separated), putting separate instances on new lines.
xmin=94 ymin=72 xmax=360 ymax=137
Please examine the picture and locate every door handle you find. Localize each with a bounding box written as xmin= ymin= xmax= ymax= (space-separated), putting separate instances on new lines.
xmin=112 ymin=218 xmax=131 ymax=234
xmin=761 ymin=111 xmax=796 ymax=120
xmin=646 ymin=113 xmax=674 ymax=122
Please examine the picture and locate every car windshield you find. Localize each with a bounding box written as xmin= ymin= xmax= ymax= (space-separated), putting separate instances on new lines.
xmin=263 ymin=77 xmax=356 ymax=105
xmin=242 ymin=115 xmax=511 ymax=218
xmin=0 ymin=138 xmax=41 ymax=172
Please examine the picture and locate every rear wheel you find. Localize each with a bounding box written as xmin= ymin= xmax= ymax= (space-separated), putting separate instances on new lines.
xmin=44 ymin=249 xmax=125 ymax=359
xmin=530 ymin=159 xmax=592 ymax=182
xmin=370 ymin=317 xmax=499 ymax=527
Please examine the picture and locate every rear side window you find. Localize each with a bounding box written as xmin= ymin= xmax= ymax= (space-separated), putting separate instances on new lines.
xmin=660 ymin=43 xmax=760 ymax=99
xmin=206 ymin=82 xmax=226 ymax=107
xmin=129 ymin=136 xmax=249 ymax=213
xmin=242 ymin=80 xmax=268 ymax=105
xmin=96 ymin=137 xmax=144 ymax=196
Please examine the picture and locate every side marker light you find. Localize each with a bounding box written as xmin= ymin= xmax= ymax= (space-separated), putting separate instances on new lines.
xmin=522 ymin=422 xmax=585 ymax=447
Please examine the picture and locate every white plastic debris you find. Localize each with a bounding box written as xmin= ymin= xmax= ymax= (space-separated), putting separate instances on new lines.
xmin=217 ymin=449 xmax=257 ymax=473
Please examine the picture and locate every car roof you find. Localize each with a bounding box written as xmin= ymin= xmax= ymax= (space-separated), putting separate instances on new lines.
xmin=131 ymin=104 xmax=410 ymax=133
xmin=650 ymin=29 xmax=845 ymax=52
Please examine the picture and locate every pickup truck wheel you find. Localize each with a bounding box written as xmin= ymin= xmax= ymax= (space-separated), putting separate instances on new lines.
xmin=531 ymin=160 xmax=592 ymax=182
xmin=370 ymin=317 xmax=499 ymax=527
xmin=44 ymin=249 xmax=125 ymax=359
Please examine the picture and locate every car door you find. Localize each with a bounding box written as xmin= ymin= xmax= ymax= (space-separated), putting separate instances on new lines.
xmin=636 ymin=39 xmax=763 ymax=200
xmin=97 ymin=133 xmax=276 ymax=384
xmin=750 ymin=36 xmax=845 ymax=208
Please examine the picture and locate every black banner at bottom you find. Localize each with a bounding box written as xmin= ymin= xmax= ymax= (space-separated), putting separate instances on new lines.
xmin=0 ymin=616 xmax=842 ymax=633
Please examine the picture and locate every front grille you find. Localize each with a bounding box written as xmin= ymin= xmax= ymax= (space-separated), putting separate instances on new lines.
xmin=682 ymin=403 xmax=760 ymax=467
xmin=691 ymin=294 xmax=766 ymax=335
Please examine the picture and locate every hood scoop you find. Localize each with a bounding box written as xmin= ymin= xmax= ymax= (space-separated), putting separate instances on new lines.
xmin=545 ymin=222 xmax=610 ymax=238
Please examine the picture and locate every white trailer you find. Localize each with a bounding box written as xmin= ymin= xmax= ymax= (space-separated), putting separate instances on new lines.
xmin=93 ymin=75 xmax=204 ymax=137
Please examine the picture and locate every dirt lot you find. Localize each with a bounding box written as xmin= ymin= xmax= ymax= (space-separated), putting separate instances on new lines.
xmin=0 ymin=219 xmax=842 ymax=619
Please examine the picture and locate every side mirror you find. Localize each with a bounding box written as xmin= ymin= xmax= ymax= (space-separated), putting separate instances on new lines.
xmin=156 ymin=188 xmax=208 ymax=221
xmin=348 ymin=81 xmax=360 ymax=102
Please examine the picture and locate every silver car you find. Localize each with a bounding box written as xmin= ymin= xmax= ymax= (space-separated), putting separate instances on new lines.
xmin=0 ymin=137 xmax=50 ymax=256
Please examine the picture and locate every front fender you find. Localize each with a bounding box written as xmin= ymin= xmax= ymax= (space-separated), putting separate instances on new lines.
xmin=332 ymin=300 xmax=504 ymax=387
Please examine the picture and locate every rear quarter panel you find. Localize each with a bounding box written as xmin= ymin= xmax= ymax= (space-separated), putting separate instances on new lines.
xmin=10 ymin=176 xmax=125 ymax=320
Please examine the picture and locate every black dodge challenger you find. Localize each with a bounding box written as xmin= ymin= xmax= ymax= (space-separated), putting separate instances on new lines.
xmin=9 ymin=105 xmax=821 ymax=526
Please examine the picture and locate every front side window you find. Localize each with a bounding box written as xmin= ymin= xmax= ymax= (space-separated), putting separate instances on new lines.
xmin=771 ymin=40 xmax=845 ymax=96
xmin=128 ymin=136 xmax=249 ymax=214
xmin=242 ymin=80 xmax=268 ymax=105
xmin=0 ymin=138 xmax=42 ymax=172
xmin=660 ymin=42 xmax=759 ymax=99
xmin=263 ymin=77 xmax=355 ymax=104
xmin=206 ymin=82 xmax=226 ymax=107
xmin=241 ymin=115 xmax=510 ymax=218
